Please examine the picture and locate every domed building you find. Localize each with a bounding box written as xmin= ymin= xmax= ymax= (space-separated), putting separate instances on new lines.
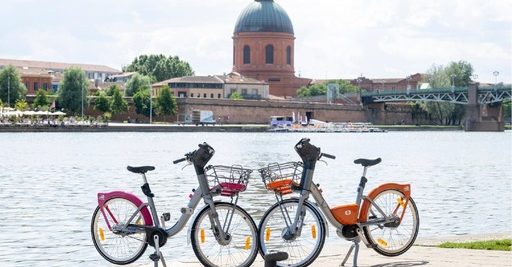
xmin=233 ymin=0 xmax=311 ymax=98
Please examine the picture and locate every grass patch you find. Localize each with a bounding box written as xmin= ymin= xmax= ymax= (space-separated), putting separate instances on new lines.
xmin=438 ymin=239 xmax=511 ymax=251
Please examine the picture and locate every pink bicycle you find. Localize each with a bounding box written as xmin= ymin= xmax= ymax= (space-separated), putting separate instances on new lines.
xmin=90 ymin=143 xmax=259 ymax=267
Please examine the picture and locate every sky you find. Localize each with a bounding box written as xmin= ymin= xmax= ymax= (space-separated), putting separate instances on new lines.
xmin=1 ymin=0 xmax=511 ymax=83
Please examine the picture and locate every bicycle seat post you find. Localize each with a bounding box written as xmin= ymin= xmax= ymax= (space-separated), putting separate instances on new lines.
xmin=355 ymin=166 xmax=368 ymax=207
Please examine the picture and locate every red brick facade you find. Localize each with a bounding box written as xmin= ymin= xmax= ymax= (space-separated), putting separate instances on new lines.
xmin=233 ymin=33 xmax=311 ymax=98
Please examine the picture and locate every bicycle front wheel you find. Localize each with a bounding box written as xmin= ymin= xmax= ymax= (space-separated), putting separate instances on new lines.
xmin=191 ymin=202 xmax=259 ymax=267
xmin=91 ymin=197 xmax=148 ymax=265
xmin=258 ymin=199 xmax=326 ymax=267
xmin=362 ymin=190 xmax=419 ymax=257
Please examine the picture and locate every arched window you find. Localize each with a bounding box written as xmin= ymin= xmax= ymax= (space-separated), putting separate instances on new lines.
xmin=265 ymin=45 xmax=274 ymax=64
xmin=286 ymin=46 xmax=292 ymax=65
xmin=243 ymin=45 xmax=251 ymax=64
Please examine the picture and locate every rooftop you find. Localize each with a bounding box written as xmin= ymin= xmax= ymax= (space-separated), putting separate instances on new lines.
xmin=0 ymin=58 xmax=121 ymax=73
xmin=234 ymin=0 xmax=294 ymax=34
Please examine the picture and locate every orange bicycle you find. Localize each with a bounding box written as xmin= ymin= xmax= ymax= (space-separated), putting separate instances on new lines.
xmin=258 ymin=138 xmax=419 ymax=267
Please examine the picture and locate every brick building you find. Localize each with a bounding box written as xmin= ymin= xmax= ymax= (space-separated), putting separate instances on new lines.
xmin=232 ymin=0 xmax=311 ymax=98
xmin=348 ymin=73 xmax=425 ymax=92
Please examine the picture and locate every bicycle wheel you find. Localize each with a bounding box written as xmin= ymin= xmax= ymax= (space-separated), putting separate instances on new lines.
xmin=91 ymin=197 xmax=148 ymax=265
xmin=258 ymin=199 xmax=326 ymax=267
xmin=362 ymin=189 xmax=419 ymax=257
xmin=191 ymin=202 xmax=258 ymax=267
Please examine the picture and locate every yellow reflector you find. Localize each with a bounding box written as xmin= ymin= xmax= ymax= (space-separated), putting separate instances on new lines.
xmin=200 ymin=228 xmax=205 ymax=243
xmin=99 ymin=227 xmax=105 ymax=241
xmin=135 ymin=217 xmax=142 ymax=225
xmin=397 ymin=197 xmax=405 ymax=208
xmin=244 ymin=236 xmax=251 ymax=250
xmin=265 ymin=227 xmax=271 ymax=241
xmin=377 ymin=238 xmax=388 ymax=247
xmin=311 ymin=225 xmax=317 ymax=239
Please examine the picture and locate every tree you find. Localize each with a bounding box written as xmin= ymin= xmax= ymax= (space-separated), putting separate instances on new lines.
xmin=156 ymin=85 xmax=177 ymax=115
xmin=95 ymin=91 xmax=111 ymax=113
xmin=229 ymin=91 xmax=243 ymax=100
xmin=110 ymin=86 xmax=128 ymax=115
xmin=33 ymin=89 xmax=49 ymax=109
xmin=15 ymin=99 xmax=29 ymax=111
xmin=106 ymin=84 xmax=119 ymax=96
xmin=124 ymin=73 xmax=152 ymax=97
xmin=133 ymin=89 xmax=154 ymax=117
xmin=123 ymin=54 xmax=194 ymax=82
xmin=0 ymin=65 xmax=27 ymax=107
xmin=420 ymin=61 xmax=474 ymax=125
xmin=58 ymin=67 xmax=88 ymax=115
xmin=296 ymin=79 xmax=359 ymax=97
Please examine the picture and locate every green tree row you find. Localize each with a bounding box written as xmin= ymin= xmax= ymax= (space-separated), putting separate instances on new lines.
xmin=123 ymin=54 xmax=194 ymax=82
xmin=297 ymin=79 xmax=359 ymax=97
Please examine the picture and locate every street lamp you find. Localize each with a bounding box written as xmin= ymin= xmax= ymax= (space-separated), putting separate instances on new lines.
xmin=7 ymin=74 xmax=10 ymax=107
xmin=493 ymin=71 xmax=499 ymax=90
xmin=81 ymin=82 xmax=84 ymax=119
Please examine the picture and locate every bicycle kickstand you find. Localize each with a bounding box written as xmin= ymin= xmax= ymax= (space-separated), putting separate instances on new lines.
xmin=149 ymin=235 xmax=167 ymax=267
xmin=340 ymin=239 xmax=360 ymax=267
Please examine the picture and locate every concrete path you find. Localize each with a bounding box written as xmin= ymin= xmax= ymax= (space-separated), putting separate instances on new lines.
xmin=135 ymin=241 xmax=511 ymax=267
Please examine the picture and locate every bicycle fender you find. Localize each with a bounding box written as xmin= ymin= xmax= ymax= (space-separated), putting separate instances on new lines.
xmin=290 ymin=197 xmax=330 ymax=238
xmin=97 ymin=191 xmax=154 ymax=228
xmin=358 ymin=183 xmax=411 ymax=223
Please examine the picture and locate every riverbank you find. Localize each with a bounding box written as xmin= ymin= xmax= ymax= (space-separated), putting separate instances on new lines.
xmin=160 ymin=233 xmax=512 ymax=267
xmin=0 ymin=123 xmax=468 ymax=132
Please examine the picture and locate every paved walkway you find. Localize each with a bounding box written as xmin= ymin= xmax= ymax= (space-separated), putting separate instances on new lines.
xmin=134 ymin=238 xmax=511 ymax=267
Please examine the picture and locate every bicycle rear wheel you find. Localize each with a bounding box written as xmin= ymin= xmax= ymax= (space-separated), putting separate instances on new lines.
xmin=258 ymin=199 xmax=326 ymax=267
xmin=362 ymin=190 xmax=419 ymax=257
xmin=191 ymin=202 xmax=258 ymax=267
xmin=91 ymin=197 xmax=148 ymax=265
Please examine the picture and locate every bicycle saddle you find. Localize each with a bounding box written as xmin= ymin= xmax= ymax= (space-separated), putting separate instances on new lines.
xmin=127 ymin=165 xmax=155 ymax=174
xmin=353 ymin=158 xmax=381 ymax=167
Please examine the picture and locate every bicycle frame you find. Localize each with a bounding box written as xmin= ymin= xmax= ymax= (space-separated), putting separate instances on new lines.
xmin=97 ymin=170 xmax=234 ymax=243
xmin=281 ymin=166 xmax=411 ymax=247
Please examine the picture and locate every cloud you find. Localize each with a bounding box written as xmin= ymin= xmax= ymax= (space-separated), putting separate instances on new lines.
xmin=0 ymin=0 xmax=510 ymax=82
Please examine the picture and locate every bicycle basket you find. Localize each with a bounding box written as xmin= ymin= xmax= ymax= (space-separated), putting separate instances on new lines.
xmin=258 ymin=162 xmax=303 ymax=195
xmin=205 ymin=165 xmax=252 ymax=197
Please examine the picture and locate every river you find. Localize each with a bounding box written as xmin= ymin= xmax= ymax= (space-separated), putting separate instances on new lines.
xmin=0 ymin=131 xmax=510 ymax=266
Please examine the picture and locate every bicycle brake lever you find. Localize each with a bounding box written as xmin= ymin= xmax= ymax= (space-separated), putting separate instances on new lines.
xmin=181 ymin=162 xmax=192 ymax=170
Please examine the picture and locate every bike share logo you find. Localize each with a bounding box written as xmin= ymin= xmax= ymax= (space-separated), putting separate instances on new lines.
xmin=345 ymin=210 xmax=352 ymax=216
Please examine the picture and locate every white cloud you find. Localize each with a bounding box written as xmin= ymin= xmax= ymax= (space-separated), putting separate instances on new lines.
xmin=0 ymin=0 xmax=510 ymax=82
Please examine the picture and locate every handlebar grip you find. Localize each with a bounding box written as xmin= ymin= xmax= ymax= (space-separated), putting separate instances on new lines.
xmin=322 ymin=153 xmax=336 ymax=160
xmin=173 ymin=158 xmax=187 ymax=164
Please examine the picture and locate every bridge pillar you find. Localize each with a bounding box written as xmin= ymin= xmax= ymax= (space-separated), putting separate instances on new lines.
xmin=365 ymin=103 xmax=386 ymax=124
xmin=464 ymin=84 xmax=505 ymax=131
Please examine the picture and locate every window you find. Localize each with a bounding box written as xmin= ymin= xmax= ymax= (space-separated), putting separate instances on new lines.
xmin=230 ymin=88 xmax=237 ymax=94
xmin=218 ymin=93 xmax=222 ymax=98
xmin=178 ymin=92 xmax=187 ymax=98
xmin=252 ymin=89 xmax=258 ymax=95
xmin=286 ymin=46 xmax=292 ymax=65
xmin=43 ymin=83 xmax=48 ymax=90
xmin=243 ymin=45 xmax=251 ymax=64
xmin=34 ymin=82 xmax=39 ymax=91
xmin=203 ymin=93 xmax=207 ymax=98
xmin=210 ymin=93 xmax=214 ymax=98
xmin=242 ymin=89 xmax=247 ymax=95
xmin=191 ymin=93 xmax=194 ymax=97
xmin=265 ymin=45 xmax=274 ymax=64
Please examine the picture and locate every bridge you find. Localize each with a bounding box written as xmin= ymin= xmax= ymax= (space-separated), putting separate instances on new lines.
xmin=360 ymin=84 xmax=511 ymax=131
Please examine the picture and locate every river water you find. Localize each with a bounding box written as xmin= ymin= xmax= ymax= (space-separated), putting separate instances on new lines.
xmin=0 ymin=131 xmax=511 ymax=266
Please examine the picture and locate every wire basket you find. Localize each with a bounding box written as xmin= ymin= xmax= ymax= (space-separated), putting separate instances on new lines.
xmin=205 ymin=165 xmax=252 ymax=197
xmin=258 ymin=162 xmax=303 ymax=195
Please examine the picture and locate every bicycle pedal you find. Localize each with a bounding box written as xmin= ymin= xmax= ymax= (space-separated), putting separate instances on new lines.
xmin=162 ymin=212 xmax=171 ymax=221
xmin=149 ymin=253 xmax=161 ymax=261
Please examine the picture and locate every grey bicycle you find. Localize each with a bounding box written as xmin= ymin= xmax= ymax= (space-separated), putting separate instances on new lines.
xmin=258 ymin=138 xmax=419 ymax=267
xmin=91 ymin=143 xmax=259 ymax=267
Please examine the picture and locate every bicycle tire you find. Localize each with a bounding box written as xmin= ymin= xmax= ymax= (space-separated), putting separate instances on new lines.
xmin=191 ymin=202 xmax=259 ymax=267
xmin=362 ymin=189 xmax=419 ymax=257
xmin=258 ymin=198 xmax=326 ymax=267
xmin=91 ymin=197 xmax=148 ymax=265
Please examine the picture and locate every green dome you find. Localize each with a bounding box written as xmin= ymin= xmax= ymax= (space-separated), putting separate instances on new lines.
xmin=234 ymin=0 xmax=294 ymax=34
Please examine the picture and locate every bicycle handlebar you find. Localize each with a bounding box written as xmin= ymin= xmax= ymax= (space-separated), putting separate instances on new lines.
xmin=321 ymin=153 xmax=336 ymax=160
xmin=173 ymin=157 xmax=187 ymax=164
